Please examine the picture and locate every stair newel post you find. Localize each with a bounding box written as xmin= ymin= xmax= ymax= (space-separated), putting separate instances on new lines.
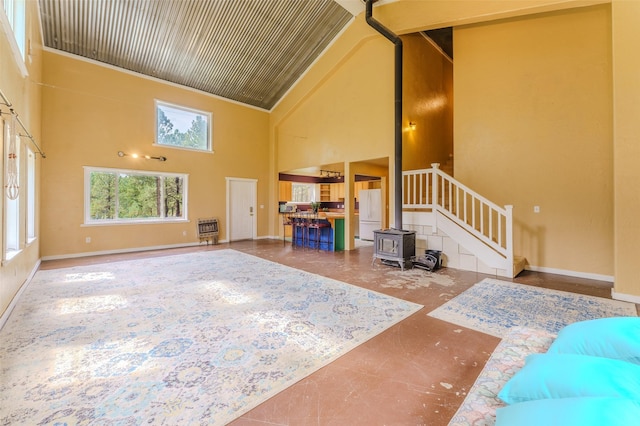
xmin=430 ymin=163 xmax=440 ymax=207
xmin=505 ymin=204 xmax=514 ymax=275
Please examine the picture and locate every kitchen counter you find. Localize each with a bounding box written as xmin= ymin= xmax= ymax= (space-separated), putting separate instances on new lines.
xmin=319 ymin=212 xmax=344 ymax=219
xmin=283 ymin=211 xmax=345 ymax=251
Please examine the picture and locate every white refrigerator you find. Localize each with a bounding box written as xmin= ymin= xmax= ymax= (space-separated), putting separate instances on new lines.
xmin=359 ymin=189 xmax=381 ymax=241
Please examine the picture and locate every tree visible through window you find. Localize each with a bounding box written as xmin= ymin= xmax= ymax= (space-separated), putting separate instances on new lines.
xmin=86 ymin=167 xmax=187 ymax=223
xmin=291 ymin=183 xmax=316 ymax=203
xmin=156 ymin=101 xmax=211 ymax=151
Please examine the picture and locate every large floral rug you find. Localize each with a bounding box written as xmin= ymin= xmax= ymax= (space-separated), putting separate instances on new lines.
xmin=428 ymin=278 xmax=637 ymax=338
xmin=0 ymin=249 xmax=422 ymax=425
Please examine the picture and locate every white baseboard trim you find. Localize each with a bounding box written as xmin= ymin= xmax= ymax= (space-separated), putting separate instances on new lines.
xmin=525 ymin=265 xmax=614 ymax=283
xmin=41 ymin=236 xmax=311 ymax=261
xmin=0 ymin=259 xmax=41 ymax=330
xmin=611 ymin=291 xmax=640 ymax=305
xmin=42 ymin=241 xmax=213 ymax=261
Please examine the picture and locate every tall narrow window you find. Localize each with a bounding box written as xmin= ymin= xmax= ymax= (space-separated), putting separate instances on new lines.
xmin=27 ymin=147 xmax=35 ymax=241
xmin=1 ymin=0 xmax=27 ymax=72
xmin=4 ymin=119 xmax=20 ymax=258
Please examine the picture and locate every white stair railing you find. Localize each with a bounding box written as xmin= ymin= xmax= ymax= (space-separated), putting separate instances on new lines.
xmin=403 ymin=163 xmax=513 ymax=267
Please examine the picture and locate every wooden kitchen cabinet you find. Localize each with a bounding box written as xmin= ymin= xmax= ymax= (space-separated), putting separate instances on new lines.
xmin=330 ymin=183 xmax=345 ymax=201
xmin=320 ymin=184 xmax=331 ymax=201
xmin=279 ymin=181 xmax=292 ymax=201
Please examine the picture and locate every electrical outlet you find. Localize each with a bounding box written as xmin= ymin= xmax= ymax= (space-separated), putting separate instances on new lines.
xmin=182 ymin=231 xmax=187 ymax=236
xmin=85 ymin=237 xmax=91 ymax=243
xmin=533 ymin=206 xmax=540 ymax=213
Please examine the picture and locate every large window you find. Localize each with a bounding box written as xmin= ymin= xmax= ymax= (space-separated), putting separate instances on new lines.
xmin=85 ymin=167 xmax=188 ymax=224
xmin=155 ymin=100 xmax=211 ymax=152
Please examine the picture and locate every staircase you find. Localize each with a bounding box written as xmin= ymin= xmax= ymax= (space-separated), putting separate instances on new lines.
xmin=402 ymin=164 xmax=525 ymax=278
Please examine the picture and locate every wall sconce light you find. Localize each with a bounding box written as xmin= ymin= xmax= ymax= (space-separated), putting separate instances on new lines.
xmin=409 ymin=122 xmax=417 ymax=131
xmin=118 ymin=151 xmax=167 ymax=162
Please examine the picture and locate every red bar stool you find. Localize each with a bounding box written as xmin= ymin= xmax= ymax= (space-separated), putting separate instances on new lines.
xmin=308 ymin=216 xmax=330 ymax=250
xmin=292 ymin=214 xmax=309 ymax=246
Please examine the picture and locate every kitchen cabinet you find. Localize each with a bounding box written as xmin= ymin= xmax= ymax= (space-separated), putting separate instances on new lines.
xmin=279 ymin=181 xmax=292 ymax=201
xmin=333 ymin=218 xmax=344 ymax=251
xmin=330 ymin=183 xmax=345 ymax=201
xmin=320 ymin=184 xmax=331 ymax=201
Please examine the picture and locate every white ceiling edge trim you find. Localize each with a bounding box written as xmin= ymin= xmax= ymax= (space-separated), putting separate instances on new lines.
xmin=334 ymin=0 xmax=396 ymax=16
xmin=334 ymin=0 xmax=365 ymax=16
xmin=41 ymin=47 xmax=271 ymax=113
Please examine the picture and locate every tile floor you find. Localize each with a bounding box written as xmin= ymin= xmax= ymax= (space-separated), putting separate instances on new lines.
xmin=40 ymin=239 xmax=632 ymax=426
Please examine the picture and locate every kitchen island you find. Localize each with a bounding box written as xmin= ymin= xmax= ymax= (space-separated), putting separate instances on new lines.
xmin=283 ymin=211 xmax=344 ymax=251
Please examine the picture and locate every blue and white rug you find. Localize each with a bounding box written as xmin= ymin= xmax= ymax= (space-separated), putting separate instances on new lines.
xmin=428 ymin=278 xmax=637 ymax=338
xmin=0 ymin=249 xmax=422 ymax=425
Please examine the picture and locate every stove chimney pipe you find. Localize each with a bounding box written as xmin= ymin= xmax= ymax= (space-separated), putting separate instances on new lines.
xmin=365 ymin=0 xmax=403 ymax=230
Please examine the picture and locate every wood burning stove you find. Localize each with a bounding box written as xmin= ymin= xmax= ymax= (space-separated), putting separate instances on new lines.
xmin=372 ymin=229 xmax=416 ymax=271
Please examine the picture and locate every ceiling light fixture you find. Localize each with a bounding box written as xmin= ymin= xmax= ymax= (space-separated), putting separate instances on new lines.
xmin=118 ymin=151 xmax=166 ymax=162
xmin=320 ymin=169 xmax=342 ymax=178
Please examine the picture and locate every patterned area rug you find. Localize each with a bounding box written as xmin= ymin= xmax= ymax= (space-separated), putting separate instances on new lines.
xmin=428 ymin=278 xmax=637 ymax=338
xmin=0 ymin=249 xmax=422 ymax=425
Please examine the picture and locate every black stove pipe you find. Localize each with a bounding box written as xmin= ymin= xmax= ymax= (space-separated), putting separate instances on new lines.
xmin=365 ymin=0 xmax=403 ymax=230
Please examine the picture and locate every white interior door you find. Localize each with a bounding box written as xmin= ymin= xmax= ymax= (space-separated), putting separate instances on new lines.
xmin=227 ymin=178 xmax=257 ymax=241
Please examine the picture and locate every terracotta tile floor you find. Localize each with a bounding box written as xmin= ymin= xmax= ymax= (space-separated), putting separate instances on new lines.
xmin=40 ymin=239 xmax=631 ymax=425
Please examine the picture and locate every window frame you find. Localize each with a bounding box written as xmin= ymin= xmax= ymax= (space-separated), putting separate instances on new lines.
xmin=83 ymin=166 xmax=189 ymax=226
xmin=0 ymin=0 xmax=27 ymax=76
xmin=26 ymin=146 xmax=35 ymax=242
xmin=3 ymin=120 xmax=20 ymax=261
xmin=154 ymin=100 xmax=212 ymax=153
xmin=290 ymin=182 xmax=317 ymax=204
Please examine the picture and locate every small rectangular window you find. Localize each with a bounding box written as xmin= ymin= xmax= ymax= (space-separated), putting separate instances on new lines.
xmin=85 ymin=167 xmax=188 ymax=224
xmin=155 ymin=101 xmax=211 ymax=152
xmin=291 ymin=183 xmax=316 ymax=203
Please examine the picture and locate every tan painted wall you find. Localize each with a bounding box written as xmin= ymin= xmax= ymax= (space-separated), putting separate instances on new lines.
xmin=454 ymin=5 xmax=613 ymax=276
xmin=612 ymin=0 xmax=640 ymax=299
xmin=367 ymin=0 xmax=610 ymax=34
xmin=0 ymin=0 xmax=43 ymax=317
xmin=40 ymin=52 xmax=270 ymax=258
xmin=402 ymin=33 xmax=453 ymax=171
xmin=275 ymin=35 xmax=394 ymax=174
xmin=270 ymin=26 xmax=453 ymax=244
xmin=269 ymin=0 xmax=604 ymax=238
